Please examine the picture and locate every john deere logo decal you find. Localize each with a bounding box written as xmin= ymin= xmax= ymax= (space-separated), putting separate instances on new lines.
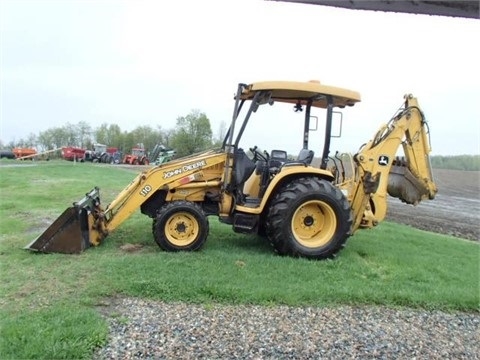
xmin=378 ymin=155 xmax=389 ymax=166
xmin=163 ymin=160 xmax=207 ymax=179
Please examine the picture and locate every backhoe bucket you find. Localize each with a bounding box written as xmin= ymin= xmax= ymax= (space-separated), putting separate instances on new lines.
xmin=387 ymin=165 xmax=431 ymax=205
xmin=25 ymin=188 xmax=102 ymax=254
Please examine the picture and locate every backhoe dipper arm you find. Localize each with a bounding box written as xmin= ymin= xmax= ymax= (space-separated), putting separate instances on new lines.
xmin=349 ymin=94 xmax=438 ymax=232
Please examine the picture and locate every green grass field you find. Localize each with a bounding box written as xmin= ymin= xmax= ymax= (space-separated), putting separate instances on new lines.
xmin=0 ymin=160 xmax=478 ymax=359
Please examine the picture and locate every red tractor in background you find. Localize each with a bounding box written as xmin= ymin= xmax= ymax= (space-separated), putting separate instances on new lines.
xmin=123 ymin=147 xmax=149 ymax=165
xmin=61 ymin=147 xmax=86 ymax=161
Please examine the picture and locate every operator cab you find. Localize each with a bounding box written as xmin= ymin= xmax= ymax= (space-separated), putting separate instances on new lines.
xmin=222 ymin=80 xmax=361 ymax=205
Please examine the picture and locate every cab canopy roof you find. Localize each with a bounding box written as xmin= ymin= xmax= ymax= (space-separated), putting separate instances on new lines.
xmin=240 ymin=80 xmax=361 ymax=109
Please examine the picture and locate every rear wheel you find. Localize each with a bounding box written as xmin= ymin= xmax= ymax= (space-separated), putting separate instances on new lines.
xmin=153 ymin=201 xmax=209 ymax=252
xmin=266 ymin=177 xmax=352 ymax=259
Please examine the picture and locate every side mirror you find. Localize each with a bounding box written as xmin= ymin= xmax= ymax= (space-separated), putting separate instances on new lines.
xmin=309 ymin=116 xmax=318 ymax=131
xmin=331 ymin=111 xmax=343 ymax=138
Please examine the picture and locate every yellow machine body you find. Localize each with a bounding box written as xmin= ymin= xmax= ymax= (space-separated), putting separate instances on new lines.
xmin=27 ymin=81 xmax=437 ymax=259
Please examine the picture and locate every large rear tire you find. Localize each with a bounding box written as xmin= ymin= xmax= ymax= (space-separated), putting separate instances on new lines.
xmin=153 ymin=201 xmax=209 ymax=252
xmin=266 ymin=177 xmax=352 ymax=259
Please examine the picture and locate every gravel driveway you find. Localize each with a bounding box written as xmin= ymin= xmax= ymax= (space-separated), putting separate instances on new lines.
xmin=95 ymin=297 xmax=479 ymax=359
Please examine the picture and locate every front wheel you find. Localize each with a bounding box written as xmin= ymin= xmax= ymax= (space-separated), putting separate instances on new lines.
xmin=266 ymin=177 xmax=352 ymax=259
xmin=153 ymin=201 xmax=209 ymax=252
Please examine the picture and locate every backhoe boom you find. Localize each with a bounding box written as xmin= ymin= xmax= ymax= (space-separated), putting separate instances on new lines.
xmin=348 ymin=94 xmax=437 ymax=231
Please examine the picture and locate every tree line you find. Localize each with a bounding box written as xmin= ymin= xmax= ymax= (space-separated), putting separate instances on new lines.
xmin=1 ymin=110 xmax=227 ymax=158
xmin=2 ymin=113 xmax=477 ymax=171
xmin=430 ymin=155 xmax=480 ymax=171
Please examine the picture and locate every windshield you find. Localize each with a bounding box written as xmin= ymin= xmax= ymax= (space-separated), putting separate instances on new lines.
xmin=227 ymin=99 xmax=328 ymax=159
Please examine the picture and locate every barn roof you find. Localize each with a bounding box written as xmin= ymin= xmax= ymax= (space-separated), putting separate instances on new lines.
xmin=268 ymin=1 xmax=479 ymax=19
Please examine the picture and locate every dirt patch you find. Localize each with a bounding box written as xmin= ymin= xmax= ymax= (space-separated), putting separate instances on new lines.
xmin=120 ymin=243 xmax=144 ymax=252
xmin=386 ymin=169 xmax=480 ymax=241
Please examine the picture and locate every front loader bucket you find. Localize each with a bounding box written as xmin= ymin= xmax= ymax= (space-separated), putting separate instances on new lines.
xmin=25 ymin=187 xmax=103 ymax=254
xmin=25 ymin=207 xmax=91 ymax=254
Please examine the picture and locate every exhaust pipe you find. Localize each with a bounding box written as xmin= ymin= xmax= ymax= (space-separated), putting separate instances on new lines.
xmin=25 ymin=188 xmax=104 ymax=254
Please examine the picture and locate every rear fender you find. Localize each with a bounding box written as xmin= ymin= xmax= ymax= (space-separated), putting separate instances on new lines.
xmin=235 ymin=166 xmax=335 ymax=214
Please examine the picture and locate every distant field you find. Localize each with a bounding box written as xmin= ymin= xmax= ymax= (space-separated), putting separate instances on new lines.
xmin=387 ymin=168 xmax=480 ymax=241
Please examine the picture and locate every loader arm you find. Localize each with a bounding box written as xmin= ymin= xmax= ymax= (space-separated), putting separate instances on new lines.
xmin=27 ymin=150 xmax=228 ymax=253
xmin=348 ymin=94 xmax=437 ymax=232
xmin=92 ymin=150 xmax=228 ymax=243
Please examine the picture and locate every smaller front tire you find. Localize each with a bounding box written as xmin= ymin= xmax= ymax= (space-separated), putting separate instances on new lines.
xmin=153 ymin=201 xmax=209 ymax=252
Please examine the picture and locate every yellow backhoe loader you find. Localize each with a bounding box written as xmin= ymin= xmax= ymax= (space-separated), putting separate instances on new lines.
xmin=26 ymin=80 xmax=437 ymax=259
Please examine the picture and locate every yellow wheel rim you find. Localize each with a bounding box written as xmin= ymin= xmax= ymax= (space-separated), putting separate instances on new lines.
xmin=291 ymin=200 xmax=336 ymax=248
xmin=165 ymin=212 xmax=199 ymax=247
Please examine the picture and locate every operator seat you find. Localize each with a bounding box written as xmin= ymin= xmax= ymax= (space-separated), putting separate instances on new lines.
xmin=297 ymin=148 xmax=314 ymax=165
xmin=233 ymin=148 xmax=256 ymax=203
xmin=268 ymin=149 xmax=288 ymax=172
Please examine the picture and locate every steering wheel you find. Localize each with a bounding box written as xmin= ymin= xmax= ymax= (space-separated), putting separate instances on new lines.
xmin=249 ymin=146 xmax=269 ymax=162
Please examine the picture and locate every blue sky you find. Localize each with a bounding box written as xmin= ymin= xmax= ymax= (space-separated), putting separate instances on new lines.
xmin=1 ymin=0 xmax=479 ymax=155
